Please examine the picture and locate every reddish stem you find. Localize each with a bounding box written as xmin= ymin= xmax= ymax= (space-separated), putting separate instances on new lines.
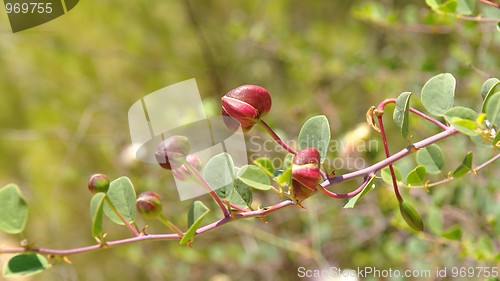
xmin=316 ymin=174 xmax=374 ymax=199
xmin=258 ymin=119 xmax=297 ymax=155
xmin=377 ymin=98 xmax=448 ymax=130
xmin=377 ymin=115 xmax=403 ymax=203
xmin=479 ymin=0 xmax=500 ymax=9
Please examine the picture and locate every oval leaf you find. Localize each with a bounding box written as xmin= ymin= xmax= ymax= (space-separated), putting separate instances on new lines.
xmin=406 ymin=165 xmax=427 ymax=186
xmin=444 ymin=106 xmax=477 ymax=122
xmin=494 ymin=131 xmax=500 ymax=147
xmin=203 ymin=153 xmax=235 ymax=200
xmin=416 ymin=144 xmax=445 ymax=174
xmin=485 ymin=92 xmax=500 ymax=126
xmin=453 ymin=151 xmax=473 ymax=178
xmin=457 ymin=0 xmax=476 ymax=15
xmin=0 ymin=184 xmax=29 ymax=234
xmin=237 ymin=165 xmax=273 ymax=190
xmin=229 ymin=179 xmax=253 ymax=208
xmin=298 ymin=115 xmax=331 ymax=163
xmin=103 ymin=177 xmax=137 ymax=225
xmin=343 ymin=176 xmax=376 ymax=208
xmin=393 ymin=92 xmax=412 ymax=139
xmin=480 ymin=77 xmax=499 ymax=100
xmin=3 ymin=253 xmax=50 ymax=277
xmin=399 ymin=201 xmax=424 ymax=232
xmin=90 ymin=193 xmax=106 ymax=238
xmin=421 ymin=73 xmax=456 ymax=116
xmin=253 ymin=157 xmax=275 ymax=176
xmin=180 ymin=201 xmax=210 ymax=245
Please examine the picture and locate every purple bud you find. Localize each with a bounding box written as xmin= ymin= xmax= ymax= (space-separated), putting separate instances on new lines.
xmin=136 ymin=191 xmax=163 ymax=219
xmin=172 ymin=154 xmax=203 ymax=181
xmin=88 ymin=174 xmax=110 ymax=193
xmin=155 ymin=135 xmax=190 ymax=170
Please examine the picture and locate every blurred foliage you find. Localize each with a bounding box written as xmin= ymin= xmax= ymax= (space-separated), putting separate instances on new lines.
xmin=0 ymin=0 xmax=499 ymax=280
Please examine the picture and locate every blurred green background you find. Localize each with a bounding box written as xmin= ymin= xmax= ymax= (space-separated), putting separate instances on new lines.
xmin=0 ymin=1 xmax=499 ymax=280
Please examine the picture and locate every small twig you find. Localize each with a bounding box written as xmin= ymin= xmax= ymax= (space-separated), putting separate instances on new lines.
xmin=479 ymin=0 xmax=500 ymax=9
xmin=405 ymin=152 xmax=500 ymax=188
xmin=104 ymin=196 xmax=140 ymax=237
xmin=316 ymin=174 xmax=374 ymax=199
xmin=258 ymin=119 xmax=298 ymax=155
xmin=377 ymin=98 xmax=448 ymax=130
xmin=184 ymin=161 xmax=231 ymax=218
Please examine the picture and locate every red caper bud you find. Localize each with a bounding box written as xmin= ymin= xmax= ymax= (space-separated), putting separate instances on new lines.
xmin=88 ymin=173 xmax=110 ymax=193
xmin=136 ymin=191 xmax=163 ymax=219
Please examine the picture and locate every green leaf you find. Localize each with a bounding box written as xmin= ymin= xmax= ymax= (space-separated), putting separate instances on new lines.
xmin=203 ymin=153 xmax=235 ymax=200
xmin=456 ymin=0 xmax=475 ymax=15
xmin=393 ymin=92 xmax=412 ymax=139
xmin=482 ymin=79 xmax=500 ymax=113
xmin=416 ymin=144 xmax=445 ymax=174
xmin=381 ymin=166 xmax=402 ymax=184
xmin=449 ymin=117 xmax=478 ymax=136
xmin=494 ymin=131 xmax=500 ymax=147
xmin=229 ymin=179 xmax=253 ymax=208
xmin=2 ymin=253 xmax=50 ymax=277
xmin=343 ymin=176 xmax=376 ymax=208
xmin=399 ymin=201 xmax=424 ymax=232
xmin=421 ymin=73 xmax=456 ymax=116
xmin=283 ymin=153 xmax=294 ymax=170
xmin=237 ymin=165 xmax=272 ymax=190
xmin=406 ymin=165 xmax=427 ymax=186
xmin=0 ymin=184 xmax=29 ymax=234
xmin=253 ymin=157 xmax=275 ymax=176
xmin=453 ymin=151 xmax=473 ymax=178
xmin=425 ymin=0 xmax=440 ymax=10
xmin=180 ymin=201 xmax=209 ymax=245
xmin=485 ymin=92 xmax=500 ymax=126
xmin=103 ymin=177 xmax=137 ymax=225
xmin=90 ymin=193 xmax=106 ymax=238
xmin=481 ymin=77 xmax=499 ymax=100
xmin=445 ymin=107 xmax=479 ymax=135
xmin=444 ymin=106 xmax=477 ymax=122
xmin=275 ymin=166 xmax=292 ymax=186
xmin=438 ymin=0 xmax=458 ymax=13
xmin=441 ymin=226 xmax=462 ymax=240
xmin=298 ymin=115 xmax=331 ymax=164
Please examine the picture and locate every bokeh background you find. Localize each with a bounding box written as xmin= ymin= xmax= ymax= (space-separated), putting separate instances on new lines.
xmin=0 ymin=1 xmax=499 ymax=280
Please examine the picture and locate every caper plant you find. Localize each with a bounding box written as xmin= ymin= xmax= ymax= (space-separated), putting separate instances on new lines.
xmin=0 ymin=73 xmax=499 ymax=277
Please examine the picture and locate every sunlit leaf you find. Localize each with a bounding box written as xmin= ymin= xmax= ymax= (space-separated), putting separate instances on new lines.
xmin=393 ymin=92 xmax=412 ymax=139
xmin=103 ymin=177 xmax=137 ymax=225
xmin=275 ymin=166 xmax=292 ymax=186
xmin=453 ymin=151 xmax=473 ymax=178
xmin=449 ymin=117 xmax=478 ymax=136
xmin=416 ymin=144 xmax=445 ymax=174
xmin=399 ymin=201 xmax=424 ymax=232
xmin=253 ymin=157 xmax=275 ymax=176
xmin=421 ymin=73 xmax=456 ymax=116
xmin=494 ymin=131 xmax=500 ymax=147
xmin=0 ymin=184 xmax=29 ymax=234
xmin=90 ymin=193 xmax=106 ymax=238
xmin=237 ymin=165 xmax=272 ymax=190
xmin=180 ymin=201 xmax=210 ymax=245
xmin=298 ymin=115 xmax=331 ymax=163
xmin=2 ymin=253 xmax=50 ymax=277
xmin=406 ymin=165 xmax=427 ymax=186
xmin=381 ymin=166 xmax=402 ymax=184
xmin=343 ymin=176 xmax=376 ymax=208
